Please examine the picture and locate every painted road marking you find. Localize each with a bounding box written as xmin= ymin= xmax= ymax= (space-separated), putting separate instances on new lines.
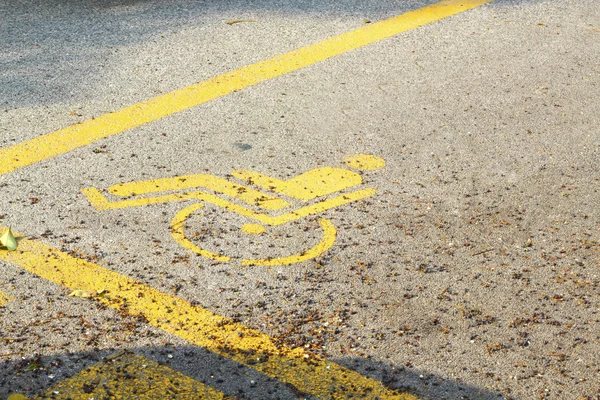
xmin=0 ymin=230 xmax=417 ymax=400
xmin=84 ymin=185 xmax=377 ymax=225
xmin=0 ymin=230 xmax=419 ymax=399
xmin=0 ymin=0 xmax=492 ymax=177
xmin=83 ymin=154 xmax=384 ymax=266
xmin=1 ymin=1 xmax=492 ymax=397
xmin=108 ymin=174 xmax=291 ymax=211
xmin=172 ymin=211 xmax=337 ymax=266
xmin=33 ymin=350 xmax=232 ymax=399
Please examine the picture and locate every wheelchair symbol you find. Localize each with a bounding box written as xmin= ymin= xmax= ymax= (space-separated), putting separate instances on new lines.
xmin=82 ymin=154 xmax=385 ymax=266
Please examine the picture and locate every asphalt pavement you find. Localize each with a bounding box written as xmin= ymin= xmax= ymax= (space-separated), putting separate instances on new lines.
xmin=1 ymin=0 xmax=599 ymax=399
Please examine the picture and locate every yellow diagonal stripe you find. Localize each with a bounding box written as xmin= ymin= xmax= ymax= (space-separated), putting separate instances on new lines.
xmin=0 ymin=229 xmax=418 ymax=399
xmin=35 ymin=351 xmax=232 ymax=400
xmin=0 ymin=0 xmax=492 ymax=177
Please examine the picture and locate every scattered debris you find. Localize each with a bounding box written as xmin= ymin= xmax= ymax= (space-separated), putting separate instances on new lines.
xmin=225 ymin=19 xmax=256 ymax=25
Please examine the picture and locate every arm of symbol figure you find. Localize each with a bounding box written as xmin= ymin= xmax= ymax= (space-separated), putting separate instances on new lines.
xmin=231 ymin=167 xmax=363 ymax=201
xmin=93 ymin=174 xmax=290 ymax=211
xmin=193 ymin=187 xmax=378 ymax=226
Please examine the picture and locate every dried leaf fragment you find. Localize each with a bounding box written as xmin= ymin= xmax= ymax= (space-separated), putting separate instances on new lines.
xmin=0 ymin=227 xmax=17 ymax=251
xmin=225 ymin=19 xmax=255 ymax=25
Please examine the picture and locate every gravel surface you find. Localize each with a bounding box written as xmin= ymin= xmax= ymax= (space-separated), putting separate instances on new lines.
xmin=1 ymin=0 xmax=599 ymax=399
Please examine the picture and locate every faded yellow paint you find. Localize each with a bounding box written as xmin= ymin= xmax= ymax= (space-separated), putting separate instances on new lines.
xmin=87 ymin=183 xmax=375 ymax=264
xmin=241 ymin=223 xmax=266 ymax=235
xmin=35 ymin=350 xmax=231 ymax=399
xmin=170 ymin=204 xmax=337 ymax=265
xmin=170 ymin=203 xmax=231 ymax=262
xmin=108 ymin=174 xmax=290 ymax=210
xmin=84 ymin=159 xmax=380 ymax=264
xmin=264 ymin=187 xmax=378 ymax=225
xmin=0 ymin=0 xmax=492 ymax=177
xmin=0 ymin=290 xmax=14 ymax=306
xmin=231 ymin=167 xmax=363 ymax=200
xmin=0 ymin=231 xmax=419 ymax=399
xmin=7 ymin=395 xmax=28 ymax=400
xmin=343 ymin=154 xmax=387 ymax=171
xmin=240 ymin=218 xmax=337 ymax=266
xmin=85 ymin=185 xmax=377 ymax=226
xmin=85 ymin=156 xmax=381 ymax=264
xmin=83 ymin=186 xmax=202 ymax=210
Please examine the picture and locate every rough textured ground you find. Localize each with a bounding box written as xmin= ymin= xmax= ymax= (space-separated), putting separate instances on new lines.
xmin=1 ymin=0 xmax=599 ymax=399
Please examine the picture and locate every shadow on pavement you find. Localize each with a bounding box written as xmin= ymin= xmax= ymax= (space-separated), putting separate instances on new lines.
xmin=0 ymin=0 xmax=431 ymax=109
xmin=334 ymin=356 xmax=507 ymax=400
xmin=0 ymin=345 xmax=507 ymax=399
xmin=0 ymin=0 xmax=549 ymax=399
xmin=0 ymin=0 xmax=539 ymax=110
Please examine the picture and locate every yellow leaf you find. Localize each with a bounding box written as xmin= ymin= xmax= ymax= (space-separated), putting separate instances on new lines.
xmin=0 ymin=227 xmax=17 ymax=251
xmin=69 ymin=289 xmax=92 ymax=298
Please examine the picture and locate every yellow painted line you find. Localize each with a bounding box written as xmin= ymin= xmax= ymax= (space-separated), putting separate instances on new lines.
xmin=241 ymin=223 xmax=266 ymax=235
xmin=0 ymin=229 xmax=418 ymax=399
xmin=0 ymin=290 xmax=14 ymax=306
xmin=263 ymin=188 xmax=379 ymax=225
xmin=85 ymin=185 xmax=378 ymax=226
xmin=108 ymin=174 xmax=290 ymax=211
xmin=169 ymin=203 xmax=230 ymax=263
xmin=35 ymin=350 xmax=232 ymax=399
xmin=232 ymin=154 xmax=386 ymax=200
xmin=0 ymin=0 xmax=492 ymax=177
xmin=240 ymin=218 xmax=336 ymax=266
xmin=231 ymin=167 xmax=364 ymax=201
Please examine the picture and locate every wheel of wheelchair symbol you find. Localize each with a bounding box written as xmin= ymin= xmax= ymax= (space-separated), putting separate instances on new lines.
xmin=169 ymin=203 xmax=337 ymax=266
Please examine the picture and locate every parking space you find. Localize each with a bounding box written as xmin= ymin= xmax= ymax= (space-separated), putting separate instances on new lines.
xmin=34 ymin=351 xmax=232 ymax=399
xmin=1 ymin=0 xmax=599 ymax=398
xmin=1 ymin=231 xmax=416 ymax=398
